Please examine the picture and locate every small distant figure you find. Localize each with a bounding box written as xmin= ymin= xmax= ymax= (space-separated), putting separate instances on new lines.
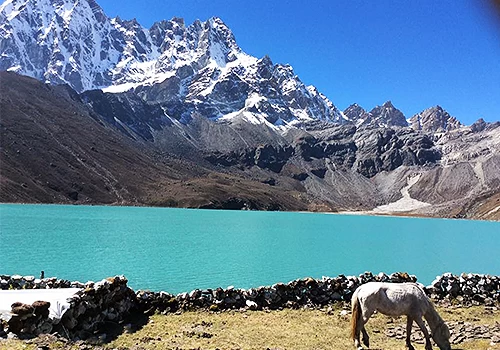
xmin=40 ymin=270 xmax=45 ymax=279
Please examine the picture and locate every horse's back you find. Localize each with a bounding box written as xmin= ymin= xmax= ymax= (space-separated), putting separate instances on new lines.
xmin=356 ymin=282 xmax=425 ymax=297
xmin=355 ymin=282 xmax=429 ymax=317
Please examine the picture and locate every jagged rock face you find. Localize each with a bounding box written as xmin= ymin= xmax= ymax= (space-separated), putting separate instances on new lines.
xmin=0 ymin=0 xmax=345 ymax=127
xmin=131 ymin=52 xmax=347 ymax=126
xmin=0 ymin=0 xmax=242 ymax=91
xmin=352 ymin=128 xmax=440 ymax=177
xmin=343 ymin=101 xmax=408 ymax=128
xmin=81 ymin=89 xmax=172 ymax=141
xmin=205 ymin=144 xmax=294 ymax=173
xmin=204 ymin=122 xmax=441 ymax=179
xmin=0 ymin=0 xmax=125 ymax=92
xmin=343 ymin=104 xmax=370 ymax=125
xmin=409 ymin=105 xmax=462 ymax=133
xmin=367 ymin=101 xmax=408 ymax=127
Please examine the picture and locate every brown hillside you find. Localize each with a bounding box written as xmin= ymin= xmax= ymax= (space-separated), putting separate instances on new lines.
xmin=0 ymin=72 xmax=308 ymax=210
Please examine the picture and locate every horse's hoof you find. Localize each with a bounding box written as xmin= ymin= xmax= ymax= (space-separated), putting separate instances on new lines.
xmin=362 ymin=339 xmax=369 ymax=348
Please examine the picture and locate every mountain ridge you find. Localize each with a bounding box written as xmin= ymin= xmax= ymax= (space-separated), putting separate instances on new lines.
xmin=1 ymin=0 xmax=478 ymax=129
xmin=2 ymin=71 xmax=499 ymax=219
xmin=1 ymin=0 xmax=499 ymax=220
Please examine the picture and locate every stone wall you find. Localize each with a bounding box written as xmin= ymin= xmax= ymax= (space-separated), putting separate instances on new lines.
xmin=0 ymin=276 xmax=136 ymax=341
xmin=136 ymin=272 xmax=416 ymax=314
xmin=1 ymin=272 xmax=499 ymax=340
xmin=0 ymin=274 xmax=84 ymax=290
xmin=425 ymin=272 xmax=500 ymax=306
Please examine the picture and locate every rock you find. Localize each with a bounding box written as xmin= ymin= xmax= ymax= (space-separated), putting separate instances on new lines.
xmin=11 ymin=302 xmax=34 ymax=317
xmin=245 ymin=300 xmax=258 ymax=310
xmin=32 ymin=301 xmax=50 ymax=318
xmin=409 ymin=106 xmax=462 ymax=133
xmin=367 ymin=101 xmax=408 ymax=128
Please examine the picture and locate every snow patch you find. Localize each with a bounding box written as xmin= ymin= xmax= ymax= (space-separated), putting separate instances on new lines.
xmin=244 ymin=92 xmax=266 ymax=108
xmin=103 ymin=71 xmax=175 ymax=93
xmin=1 ymin=0 xmax=21 ymax=21
xmin=102 ymin=82 xmax=137 ymax=93
xmin=209 ymin=41 xmax=227 ymax=68
xmin=373 ymin=174 xmax=431 ymax=213
xmin=486 ymin=205 xmax=500 ymax=216
xmin=6 ymin=65 xmax=21 ymax=72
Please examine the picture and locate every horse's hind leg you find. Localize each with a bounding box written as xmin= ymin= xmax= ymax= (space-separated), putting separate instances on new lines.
xmin=353 ymin=322 xmax=363 ymax=350
xmin=353 ymin=326 xmax=362 ymax=350
xmin=361 ymin=327 xmax=369 ymax=348
xmin=406 ymin=317 xmax=415 ymax=350
xmin=353 ymin=317 xmax=366 ymax=350
xmin=359 ymin=307 xmax=374 ymax=348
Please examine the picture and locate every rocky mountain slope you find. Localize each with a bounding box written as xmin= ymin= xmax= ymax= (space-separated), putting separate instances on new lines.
xmin=1 ymin=0 xmax=499 ymax=220
xmin=0 ymin=72 xmax=311 ymax=210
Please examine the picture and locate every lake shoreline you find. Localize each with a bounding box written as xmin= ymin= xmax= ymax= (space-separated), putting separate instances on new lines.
xmin=2 ymin=201 xmax=497 ymax=222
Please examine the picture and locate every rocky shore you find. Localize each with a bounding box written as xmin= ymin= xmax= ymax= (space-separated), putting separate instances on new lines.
xmin=1 ymin=272 xmax=499 ymax=342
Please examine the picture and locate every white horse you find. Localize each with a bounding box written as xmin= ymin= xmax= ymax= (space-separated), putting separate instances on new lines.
xmin=351 ymin=282 xmax=451 ymax=350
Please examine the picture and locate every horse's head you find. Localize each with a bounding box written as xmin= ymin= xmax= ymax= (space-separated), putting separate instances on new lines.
xmin=432 ymin=321 xmax=451 ymax=350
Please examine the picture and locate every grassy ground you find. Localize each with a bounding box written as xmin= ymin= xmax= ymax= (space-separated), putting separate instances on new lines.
xmin=1 ymin=306 xmax=499 ymax=350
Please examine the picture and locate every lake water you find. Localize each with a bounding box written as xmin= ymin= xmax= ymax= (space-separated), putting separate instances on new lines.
xmin=0 ymin=204 xmax=498 ymax=294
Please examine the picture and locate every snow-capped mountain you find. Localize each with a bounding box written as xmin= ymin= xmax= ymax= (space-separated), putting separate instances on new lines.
xmin=2 ymin=0 xmax=500 ymax=219
xmin=0 ymin=0 xmax=346 ymax=126
xmin=0 ymin=0 xmax=124 ymax=92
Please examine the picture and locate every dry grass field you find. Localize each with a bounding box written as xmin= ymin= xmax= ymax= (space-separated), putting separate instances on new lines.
xmin=1 ymin=305 xmax=499 ymax=350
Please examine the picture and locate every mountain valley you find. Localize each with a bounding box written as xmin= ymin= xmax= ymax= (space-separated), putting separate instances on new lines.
xmin=1 ymin=0 xmax=499 ymax=220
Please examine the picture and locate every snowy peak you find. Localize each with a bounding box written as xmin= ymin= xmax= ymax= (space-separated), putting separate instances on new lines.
xmin=148 ymin=15 xmax=240 ymax=70
xmin=0 ymin=0 xmax=243 ymax=91
xmin=0 ymin=0 xmax=347 ymax=127
xmin=1 ymin=0 xmax=124 ymax=91
xmin=409 ymin=105 xmax=462 ymax=133
xmin=206 ymin=17 xmax=240 ymax=58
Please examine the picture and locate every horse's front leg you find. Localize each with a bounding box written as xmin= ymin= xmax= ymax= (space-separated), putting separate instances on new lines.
xmin=414 ymin=317 xmax=433 ymax=350
xmin=406 ymin=317 xmax=415 ymax=350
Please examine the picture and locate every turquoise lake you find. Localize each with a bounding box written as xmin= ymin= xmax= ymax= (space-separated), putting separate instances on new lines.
xmin=0 ymin=204 xmax=498 ymax=293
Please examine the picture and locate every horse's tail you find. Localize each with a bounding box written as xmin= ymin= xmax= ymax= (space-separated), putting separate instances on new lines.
xmin=350 ymin=294 xmax=361 ymax=340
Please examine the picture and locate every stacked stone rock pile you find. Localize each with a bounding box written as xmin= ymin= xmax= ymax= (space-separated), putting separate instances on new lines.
xmin=0 ymin=274 xmax=84 ymax=290
xmin=3 ymin=300 xmax=52 ymax=337
xmin=1 ymin=276 xmax=136 ymax=341
xmin=425 ymin=273 xmax=500 ymax=306
xmin=59 ymin=276 xmax=137 ymax=340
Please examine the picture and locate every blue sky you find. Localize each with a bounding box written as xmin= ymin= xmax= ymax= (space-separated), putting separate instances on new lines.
xmin=97 ymin=0 xmax=500 ymax=125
